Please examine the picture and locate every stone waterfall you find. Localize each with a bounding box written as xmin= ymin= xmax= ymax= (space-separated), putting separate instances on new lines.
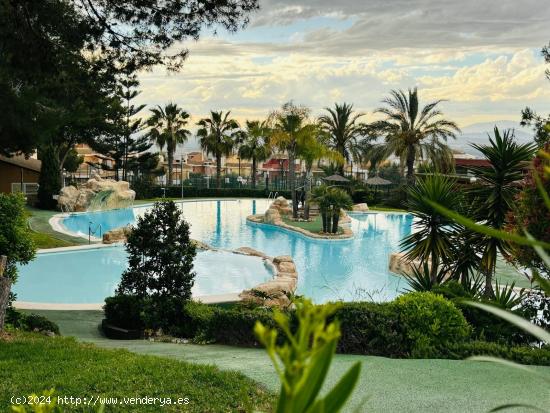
xmin=57 ymin=173 xmax=136 ymax=212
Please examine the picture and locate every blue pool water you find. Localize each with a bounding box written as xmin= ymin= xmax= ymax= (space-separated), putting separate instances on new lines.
xmin=15 ymin=247 xmax=274 ymax=304
xmin=16 ymin=199 xmax=414 ymax=303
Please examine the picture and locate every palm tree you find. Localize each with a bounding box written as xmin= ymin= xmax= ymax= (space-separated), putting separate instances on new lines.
xmin=325 ymin=187 xmax=353 ymax=234
xmin=311 ymin=185 xmax=331 ymax=233
xmin=147 ymin=103 xmax=191 ymax=185
xmin=296 ymin=124 xmax=343 ymax=219
xmin=401 ymin=174 xmax=462 ymax=282
xmin=238 ymin=120 xmax=271 ymax=188
xmin=197 ymin=111 xmax=240 ymax=189
xmin=372 ymin=88 xmax=460 ymax=185
xmin=269 ymin=102 xmax=310 ymax=218
xmin=470 ymin=127 xmax=536 ymax=297
xmin=318 ymin=103 xmax=366 ymax=174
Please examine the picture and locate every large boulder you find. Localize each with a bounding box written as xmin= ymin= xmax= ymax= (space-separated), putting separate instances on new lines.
xmin=353 ymin=203 xmax=369 ymax=212
xmin=58 ymin=173 xmax=135 ymax=212
xmin=102 ymin=227 xmax=132 ymax=244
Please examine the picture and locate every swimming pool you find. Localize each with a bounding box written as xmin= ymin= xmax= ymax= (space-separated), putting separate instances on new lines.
xmin=14 ymin=246 xmax=274 ymax=304
xmin=17 ymin=199 xmax=413 ymax=304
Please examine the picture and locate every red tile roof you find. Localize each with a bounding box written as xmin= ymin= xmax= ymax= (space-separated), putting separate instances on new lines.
xmin=454 ymin=158 xmax=491 ymax=168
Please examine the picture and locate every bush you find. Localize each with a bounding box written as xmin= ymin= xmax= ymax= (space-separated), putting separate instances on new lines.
xmin=333 ymin=302 xmax=407 ymax=357
xmin=103 ymin=295 xmax=144 ymax=330
xmin=204 ymin=306 xmax=278 ymax=346
xmin=6 ymin=309 xmax=60 ymax=335
xmin=394 ymin=292 xmax=470 ymax=357
xmin=431 ymin=281 xmax=532 ymax=345
xmin=443 ymin=341 xmax=550 ymax=366
xmin=178 ymin=300 xmax=217 ymax=339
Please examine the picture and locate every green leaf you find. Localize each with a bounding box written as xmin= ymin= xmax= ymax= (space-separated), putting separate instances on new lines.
xmin=292 ymin=339 xmax=337 ymax=412
xmin=466 ymin=302 xmax=550 ymax=343
xmin=427 ymin=200 xmax=550 ymax=249
xmin=316 ymin=362 xmax=362 ymax=413
xmin=534 ymin=272 xmax=550 ymax=296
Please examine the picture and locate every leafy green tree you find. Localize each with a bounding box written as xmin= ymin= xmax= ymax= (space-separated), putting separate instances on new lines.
xmin=197 ymin=111 xmax=240 ymax=188
xmin=520 ymin=42 xmax=550 ymax=148
xmin=117 ymin=201 xmax=196 ymax=299
xmin=318 ymin=103 xmax=366 ymax=174
xmin=148 ymin=103 xmax=191 ymax=186
xmin=237 ymin=120 xmax=271 ymax=188
xmin=0 ymin=0 xmax=257 ymax=156
xmin=269 ymin=102 xmax=310 ymax=218
xmin=469 ymin=127 xmax=535 ymax=297
xmin=372 ymin=88 xmax=460 ymax=185
xmin=255 ymin=298 xmax=360 ymax=413
xmin=0 ymin=193 xmax=36 ymax=331
xmin=401 ymin=175 xmax=462 ymax=282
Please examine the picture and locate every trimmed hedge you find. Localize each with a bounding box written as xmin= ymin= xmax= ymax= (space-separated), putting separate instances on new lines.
xmin=103 ymin=292 xmax=550 ymax=365
xmin=442 ymin=341 xmax=550 ymax=366
xmin=332 ymin=301 xmax=407 ymax=357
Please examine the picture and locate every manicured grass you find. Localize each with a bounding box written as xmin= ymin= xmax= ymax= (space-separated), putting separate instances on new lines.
xmin=281 ymin=215 xmax=344 ymax=235
xmin=30 ymin=230 xmax=74 ymax=249
xmin=25 ymin=207 xmax=88 ymax=247
xmin=0 ymin=332 xmax=273 ymax=412
xmin=367 ymin=205 xmax=408 ymax=212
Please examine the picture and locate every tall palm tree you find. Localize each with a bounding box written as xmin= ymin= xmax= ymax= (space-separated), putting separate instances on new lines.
xmin=372 ymin=88 xmax=460 ymax=185
xmin=147 ymin=103 xmax=191 ymax=185
xmin=238 ymin=120 xmax=271 ymax=188
xmin=296 ymin=124 xmax=343 ymax=219
xmin=470 ymin=127 xmax=536 ymax=297
xmin=401 ymin=174 xmax=462 ymax=282
xmin=197 ymin=110 xmax=240 ymax=189
xmin=318 ymin=103 xmax=366 ymax=174
xmin=269 ymin=102 xmax=310 ymax=218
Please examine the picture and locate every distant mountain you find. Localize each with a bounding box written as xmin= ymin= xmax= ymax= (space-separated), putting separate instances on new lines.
xmin=451 ymin=120 xmax=534 ymax=157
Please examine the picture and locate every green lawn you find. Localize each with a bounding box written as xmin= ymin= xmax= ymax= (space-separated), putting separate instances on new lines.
xmin=26 ymin=207 xmax=88 ymax=248
xmin=22 ymin=310 xmax=550 ymax=413
xmin=282 ymin=215 xmax=324 ymax=233
xmin=0 ymin=332 xmax=273 ymax=412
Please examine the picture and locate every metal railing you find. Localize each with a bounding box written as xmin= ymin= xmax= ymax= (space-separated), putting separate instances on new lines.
xmin=88 ymin=221 xmax=103 ymax=244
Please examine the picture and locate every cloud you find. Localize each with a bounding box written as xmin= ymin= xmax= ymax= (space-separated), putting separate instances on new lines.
xmin=135 ymin=1 xmax=550 ymax=128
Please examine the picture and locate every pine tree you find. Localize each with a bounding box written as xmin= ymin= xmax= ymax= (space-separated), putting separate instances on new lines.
xmin=92 ymin=74 xmax=154 ymax=181
xmin=37 ymin=145 xmax=61 ymax=209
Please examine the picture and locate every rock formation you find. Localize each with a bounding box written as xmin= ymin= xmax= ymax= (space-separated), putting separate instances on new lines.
xmin=263 ymin=196 xmax=291 ymax=224
xmin=58 ymin=173 xmax=135 ymax=212
xmin=352 ymin=203 xmax=369 ymax=212
xmin=239 ymin=254 xmax=299 ymax=308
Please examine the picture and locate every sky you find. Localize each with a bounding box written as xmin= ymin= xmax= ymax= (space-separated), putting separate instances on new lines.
xmin=137 ymin=0 xmax=550 ymax=129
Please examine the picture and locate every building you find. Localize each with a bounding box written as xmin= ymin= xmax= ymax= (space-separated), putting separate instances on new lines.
xmin=0 ymin=154 xmax=41 ymax=202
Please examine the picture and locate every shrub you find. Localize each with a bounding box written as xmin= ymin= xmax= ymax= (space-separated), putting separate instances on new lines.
xmin=431 ymin=281 xmax=532 ymax=345
xmin=332 ymin=302 xmax=407 ymax=357
xmin=394 ymin=292 xmax=470 ymax=357
xmin=178 ymin=300 xmax=217 ymax=338
xmin=6 ymin=309 xmax=60 ymax=335
xmin=37 ymin=145 xmax=61 ymax=209
xmin=204 ymin=306 xmax=278 ymax=347
xmin=103 ymin=295 xmax=144 ymax=330
xmin=442 ymin=341 xmax=550 ymax=366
